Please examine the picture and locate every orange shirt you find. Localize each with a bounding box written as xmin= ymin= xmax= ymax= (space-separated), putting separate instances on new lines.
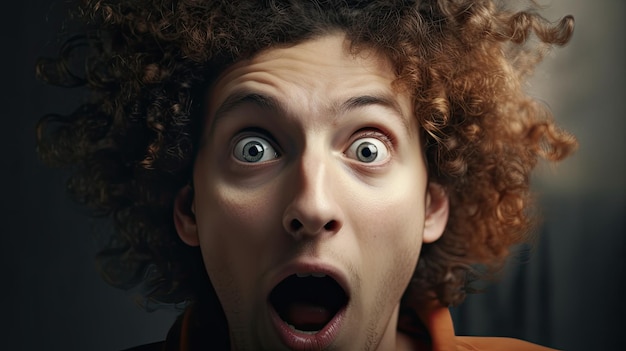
xmin=125 ymin=300 xmax=558 ymax=351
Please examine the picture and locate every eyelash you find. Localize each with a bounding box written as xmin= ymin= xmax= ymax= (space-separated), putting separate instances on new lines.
xmin=232 ymin=128 xmax=281 ymax=152
xmin=234 ymin=127 xmax=276 ymax=142
xmin=352 ymin=128 xmax=395 ymax=149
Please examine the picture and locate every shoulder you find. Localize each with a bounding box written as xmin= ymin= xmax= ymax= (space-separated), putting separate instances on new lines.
xmin=120 ymin=341 xmax=166 ymax=351
xmin=456 ymin=337 xmax=560 ymax=351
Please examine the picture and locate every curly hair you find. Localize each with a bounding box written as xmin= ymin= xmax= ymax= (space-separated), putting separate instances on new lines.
xmin=36 ymin=0 xmax=576 ymax=310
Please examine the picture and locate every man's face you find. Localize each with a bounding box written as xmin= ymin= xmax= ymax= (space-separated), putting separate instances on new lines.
xmin=175 ymin=33 xmax=448 ymax=350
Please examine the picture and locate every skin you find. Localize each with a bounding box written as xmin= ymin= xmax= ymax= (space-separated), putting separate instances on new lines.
xmin=174 ymin=33 xmax=449 ymax=350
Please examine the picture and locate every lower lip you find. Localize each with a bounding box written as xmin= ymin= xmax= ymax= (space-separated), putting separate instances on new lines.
xmin=269 ymin=303 xmax=346 ymax=350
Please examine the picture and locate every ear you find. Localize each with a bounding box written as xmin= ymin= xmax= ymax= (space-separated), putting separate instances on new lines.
xmin=173 ymin=184 xmax=199 ymax=247
xmin=423 ymin=183 xmax=449 ymax=244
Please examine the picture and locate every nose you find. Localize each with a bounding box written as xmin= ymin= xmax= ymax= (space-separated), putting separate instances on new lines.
xmin=282 ymin=152 xmax=343 ymax=239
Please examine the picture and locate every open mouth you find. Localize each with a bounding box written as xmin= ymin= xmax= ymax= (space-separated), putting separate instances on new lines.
xmin=269 ymin=273 xmax=349 ymax=333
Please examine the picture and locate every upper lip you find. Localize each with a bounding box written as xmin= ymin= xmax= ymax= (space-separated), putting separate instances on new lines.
xmin=266 ymin=259 xmax=351 ymax=302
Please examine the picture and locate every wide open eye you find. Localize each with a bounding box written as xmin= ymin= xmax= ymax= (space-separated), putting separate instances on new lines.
xmin=346 ymin=137 xmax=389 ymax=163
xmin=233 ymin=136 xmax=279 ymax=163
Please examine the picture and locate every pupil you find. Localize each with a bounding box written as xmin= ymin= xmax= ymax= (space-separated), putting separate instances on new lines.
xmin=243 ymin=141 xmax=264 ymax=162
xmin=249 ymin=146 xmax=259 ymax=157
xmin=357 ymin=142 xmax=377 ymax=162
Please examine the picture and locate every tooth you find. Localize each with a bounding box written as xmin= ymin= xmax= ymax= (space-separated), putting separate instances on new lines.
xmin=290 ymin=326 xmax=318 ymax=334
xmin=296 ymin=273 xmax=311 ymax=278
xmin=312 ymin=272 xmax=326 ymax=278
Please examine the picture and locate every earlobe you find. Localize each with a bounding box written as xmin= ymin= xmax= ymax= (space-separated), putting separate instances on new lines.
xmin=173 ymin=184 xmax=199 ymax=247
xmin=423 ymin=183 xmax=449 ymax=244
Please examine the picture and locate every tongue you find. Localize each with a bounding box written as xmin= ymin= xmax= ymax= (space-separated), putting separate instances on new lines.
xmin=286 ymin=302 xmax=332 ymax=331
xmin=270 ymin=275 xmax=348 ymax=331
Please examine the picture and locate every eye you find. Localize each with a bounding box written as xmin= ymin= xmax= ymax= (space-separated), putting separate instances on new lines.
xmin=346 ymin=137 xmax=389 ymax=163
xmin=233 ymin=136 xmax=279 ymax=163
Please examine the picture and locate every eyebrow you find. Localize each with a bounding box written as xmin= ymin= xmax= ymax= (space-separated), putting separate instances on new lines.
xmin=339 ymin=94 xmax=409 ymax=132
xmin=212 ymin=91 xmax=284 ymax=126
xmin=210 ymin=89 xmax=410 ymax=133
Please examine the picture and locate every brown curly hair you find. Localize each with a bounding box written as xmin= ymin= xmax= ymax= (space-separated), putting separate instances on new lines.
xmin=36 ymin=0 xmax=576 ymax=310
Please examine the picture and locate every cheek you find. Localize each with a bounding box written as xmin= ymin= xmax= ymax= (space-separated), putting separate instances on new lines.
xmin=355 ymin=185 xmax=426 ymax=297
xmin=350 ymin=193 xmax=424 ymax=336
xmin=357 ymin=186 xmax=425 ymax=254
xmin=193 ymin=183 xmax=283 ymax=305
xmin=373 ymin=205 xmax=423 ymax=284
xmin=197 ymin=183 xmax=281 ymax=254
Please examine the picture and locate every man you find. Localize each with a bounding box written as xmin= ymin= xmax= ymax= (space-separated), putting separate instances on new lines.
xmin=37 ymin=1 xmax=575 ymax=349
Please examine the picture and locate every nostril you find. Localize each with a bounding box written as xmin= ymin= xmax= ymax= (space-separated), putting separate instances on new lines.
xmin=290 ymin=219 xmax=303 ymax=232
xmin=324 ymin=220 xmax=339 ymax=231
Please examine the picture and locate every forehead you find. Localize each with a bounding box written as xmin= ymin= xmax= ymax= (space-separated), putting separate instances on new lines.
xmin=205 ymin=33 xmax=407 ymax=121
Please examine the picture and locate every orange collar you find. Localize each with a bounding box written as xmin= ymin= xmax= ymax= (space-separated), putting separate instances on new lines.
xmin=164 ymin=299 xmax=556 ymax=351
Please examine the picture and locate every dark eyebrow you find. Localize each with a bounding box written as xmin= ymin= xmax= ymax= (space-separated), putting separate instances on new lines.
xmin=209 ymin=90 xmax=410 ymax=135
xmin=338 ymin=94 xmax=410 ymax=133
xmin=202 ymin=91 xmax=285 ymax=148
xmin=212 ymin=91 xmax=284 ymax=126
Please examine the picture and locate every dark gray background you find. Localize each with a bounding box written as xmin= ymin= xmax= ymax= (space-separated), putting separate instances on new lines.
xmin=2 ymin=1 xmax=624 ymax=350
